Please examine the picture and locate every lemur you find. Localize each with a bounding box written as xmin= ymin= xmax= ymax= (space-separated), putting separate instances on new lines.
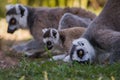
xmin=70 ymin=0 xmax=120 ymax=64
xmin=42 ymin=27 xmax=86 ymax=62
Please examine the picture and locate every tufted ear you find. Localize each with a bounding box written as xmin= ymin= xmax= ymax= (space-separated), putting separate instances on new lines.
xmin=42 ymin=28 xmax=48 ymax=33
xmin=5 ymin=4 xmax=14 ymax=11
xmin=18 ymin=5 xmax=25 ymax=17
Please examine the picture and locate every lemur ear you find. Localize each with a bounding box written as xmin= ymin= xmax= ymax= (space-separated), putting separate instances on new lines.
xmin=42 ymin=28 xmax=48 ymax=33
xmin=18 ymin=5 xmax=25 ymax=17
xmin=52 ymin=29 xmax=57 ymax=38
xmin=6 ymin=4 xmax=14 ymax=11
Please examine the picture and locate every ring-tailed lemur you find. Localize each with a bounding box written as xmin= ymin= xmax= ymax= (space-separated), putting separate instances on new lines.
xmin=42 ymin=27 xmax=86 ymax=62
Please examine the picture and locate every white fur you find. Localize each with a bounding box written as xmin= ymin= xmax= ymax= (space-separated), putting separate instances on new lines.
xmin=15 ymin=4 xmax=21 ymax=14
xmin=51 ymin=28 xmax=60 ymax=44
xmin=6 ymin=4 xmax=28 ymax=29
xmin=63 ymin=55 xmax=70 ymax=62
xmin=24 ymin=52 xmax=34 ymax=56
xmin=15 ymin=4 xmax=28 ymax=28
xmin=6 ymin=15 xmax=11 ymax=23
xmin=71 ymin=38 xmax=95 ymax=63
xmin=50 ymin=54 xmax=66 ymax=61
xmin=5 ymin=4 xmax=14 ymax=11
xmin=49 ymin=54 xmax=71 ymax=62
xmin=42 ymin=28 xmax=48 ymax=33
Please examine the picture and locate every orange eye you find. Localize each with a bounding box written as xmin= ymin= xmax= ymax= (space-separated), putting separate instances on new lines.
xmin=79 ymin=51 xmax=83 ymax=56
xmin=77 ymin=49 xmax=85 ymax=58
xmin=10 ymin=18 xmax=16 ymax=25
xmin=11 ymin=19 xmax=15 ymax=24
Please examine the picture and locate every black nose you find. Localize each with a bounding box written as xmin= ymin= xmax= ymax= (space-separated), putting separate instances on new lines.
xmin=7 ymin=29 xmax=14 ymax=33
xmin=46 ymin=41 xmax=53 ymax=50
xmin=77 ymin=49 xmax=84 ymax=58
xmin=72 ymin=59 xmax=90 ymax=64
xmin=47 ymin=45 xmax=53 ymax=50
xmin=7 ymin=26 xmax=17 ymax=34
xmin=79 ymin=59 xmax=90 ymax=64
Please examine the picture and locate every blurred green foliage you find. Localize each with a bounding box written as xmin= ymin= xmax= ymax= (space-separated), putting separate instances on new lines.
xmin=0 ymin=0 xmax=107 ymax=18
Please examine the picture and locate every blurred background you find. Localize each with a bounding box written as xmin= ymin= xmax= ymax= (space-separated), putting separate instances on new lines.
xmin=0 ymin=0 xmax=107 ymax=18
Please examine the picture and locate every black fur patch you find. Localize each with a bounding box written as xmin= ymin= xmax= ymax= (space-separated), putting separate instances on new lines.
xmin=90 ymin=39 xmax=103 ymax=50
xmin=60 ymin=35 xmax=65 ymax=44
xmin=43 ymin=29 xmax=51 ymax=38
xmin=26 ymin=7 xmax=35 ymax=31
xmin=52 ymin=30 xmax=57 ymax=38
xmin=70 ymin=45 xmax=77 ymax=60
xmin=6 ymin=7 xmax=17 ymax=15
xmin=19 ymin=5 xmax=25 ymax=17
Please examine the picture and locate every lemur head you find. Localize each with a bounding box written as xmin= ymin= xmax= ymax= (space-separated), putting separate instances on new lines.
xmin=70 ymin=38 xmax=95 ymax=64
xmin=42 ymin=28 xmax=60 ymax=50
xmin=6 ymin=4 xmax=28 ymax=33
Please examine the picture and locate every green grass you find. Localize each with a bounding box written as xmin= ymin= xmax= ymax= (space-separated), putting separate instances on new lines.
xmin=0 ymin=57 xmax=120 ymax=80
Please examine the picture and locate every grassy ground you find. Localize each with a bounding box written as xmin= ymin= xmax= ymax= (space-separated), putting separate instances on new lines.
xmin=0 ymin=58 xmax=120 ymax=80
xmin=0 ymin=19 xmax=120 ymax=80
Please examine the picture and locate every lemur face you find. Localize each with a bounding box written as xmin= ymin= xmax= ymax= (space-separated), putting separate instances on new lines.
xmin=6 ymin=4 xmax=28 ymax=34
xmin=70 ymin=38 xmax=95 ymax=64
xmin=42 ymin=28 xmax=59 ymax=50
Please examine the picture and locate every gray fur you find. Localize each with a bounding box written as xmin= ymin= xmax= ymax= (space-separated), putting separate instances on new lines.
xmin=59 ymin=13 xmax=92 ymax=30
xmin=81 ymin=0 xmax=120 ymax=64
xmin=43 ymin=29 xmax=51 ymax=38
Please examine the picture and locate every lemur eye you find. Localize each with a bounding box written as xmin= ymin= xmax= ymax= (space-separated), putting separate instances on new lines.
xmin=81 ymin=43 xmax=84 ymax=46
xmin=11 ymin=19 xmax=15 ymax=24
xmin=10 ymin=18 xmax=16 ymax=25
xmin=77 ymin=49 xmax=84 ymax=58
xmin=47 ymin=41 xmax=52 ymax=45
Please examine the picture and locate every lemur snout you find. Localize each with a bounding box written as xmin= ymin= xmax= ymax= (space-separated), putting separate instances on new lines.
xmin=46 ymin=41 xmax=53 ymax=50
